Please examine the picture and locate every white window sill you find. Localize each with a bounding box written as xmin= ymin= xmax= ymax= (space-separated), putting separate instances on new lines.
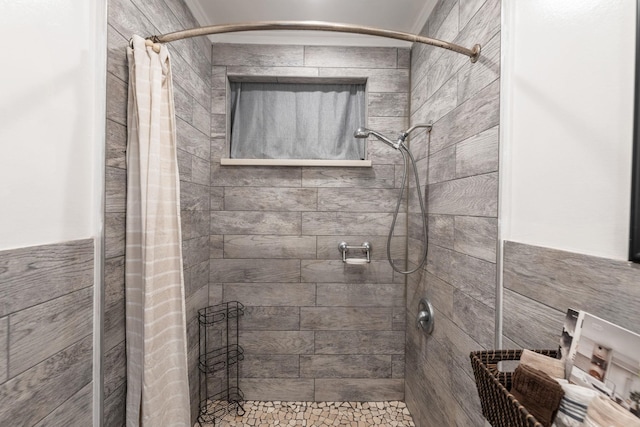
xmin=220 ymin=158 xmax=372 ymax=167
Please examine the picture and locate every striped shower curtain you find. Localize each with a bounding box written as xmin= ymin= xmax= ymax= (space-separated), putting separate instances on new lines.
xmin=125 ymin=34 xmax=191 ymax=427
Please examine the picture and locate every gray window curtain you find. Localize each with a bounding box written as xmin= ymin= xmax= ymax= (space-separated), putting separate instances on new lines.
xmin=230 ymin=82 xmax=366 ymax=160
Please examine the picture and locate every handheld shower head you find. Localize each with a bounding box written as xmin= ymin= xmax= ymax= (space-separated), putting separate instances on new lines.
xmin=354 ymin=128 xmax=371 ymax=139
xmin=353 ymin=124 xmax=430 ymax=275
xmin=353 ymin=127 xmax=399 ymax=149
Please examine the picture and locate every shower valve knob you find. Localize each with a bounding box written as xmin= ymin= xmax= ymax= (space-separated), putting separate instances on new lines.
xmin=416 ymin=298 xmax=435 ymax=335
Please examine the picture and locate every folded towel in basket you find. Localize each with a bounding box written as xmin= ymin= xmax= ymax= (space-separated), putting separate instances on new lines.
xmin=511 ymin=364 xmax=564 ymax=427
xmin=520 ymin=349 xmax=566 ymax=379
xmin=583 ymin=395 xmax=640 ymax=427
xmin=551 ymin=379 xmax=598 ymax=427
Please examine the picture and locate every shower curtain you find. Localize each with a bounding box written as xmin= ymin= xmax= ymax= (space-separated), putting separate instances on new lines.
xmin=125 ymin=34 xmax=191 ymax=427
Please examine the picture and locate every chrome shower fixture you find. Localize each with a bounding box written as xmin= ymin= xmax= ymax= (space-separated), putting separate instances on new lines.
xmin=354 ymin=123 xmax=433 ymax=150
xmin=353 ymin=127 xmax=399 ymax=149
xmin=396 ymin=123 xmax=433 ymax=145
xmin=351 ymin=122 xmax=433 ymax=275
xmin=338 ymin=241 xmax=371 ymax=265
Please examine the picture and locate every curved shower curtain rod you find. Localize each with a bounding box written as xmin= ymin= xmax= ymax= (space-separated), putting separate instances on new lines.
xmin=146 ymin=20 xmax=482 ymax=63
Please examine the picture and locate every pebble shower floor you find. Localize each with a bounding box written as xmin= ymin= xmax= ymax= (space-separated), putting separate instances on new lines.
xmin=198 ymin=400 xmax=416 ymax=426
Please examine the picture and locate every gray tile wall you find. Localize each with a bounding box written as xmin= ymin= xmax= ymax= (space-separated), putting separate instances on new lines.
xmin=503 ymin=241 xmax=640 ymax=350
xmin=406 ymin=0 xmax=501 ymax=425
xmin=106 ymin=0 xmax=212 ymax=423
xmin=0 ymin=239 xmax=94 ymax=426
xmin=210 ymin=43 xmax=410 ymax=401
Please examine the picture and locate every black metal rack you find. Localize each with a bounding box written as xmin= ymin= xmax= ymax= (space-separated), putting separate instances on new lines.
xmin=197 ymin=301 xmax=245 ymax=426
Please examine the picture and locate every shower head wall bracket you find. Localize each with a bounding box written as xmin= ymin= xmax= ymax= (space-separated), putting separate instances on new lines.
xmin=339 ymin=241 xmax=371 ymax=264
xmin=397 ymin=122 xmax=433 ymax=145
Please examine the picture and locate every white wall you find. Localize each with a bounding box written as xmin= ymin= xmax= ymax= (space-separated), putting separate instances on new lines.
xmin=0 ymin=0 xmax=107 ymax=250
xmin=500 ymin=0 xmax=636 ymax=260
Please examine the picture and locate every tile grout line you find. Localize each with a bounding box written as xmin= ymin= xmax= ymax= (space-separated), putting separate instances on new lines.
xmin=5 ymin=316 xmax=9 ymax=383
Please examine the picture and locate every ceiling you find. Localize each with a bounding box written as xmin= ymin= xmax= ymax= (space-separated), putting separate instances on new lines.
xmin=184 ymin=0 xmax=437 ymax=47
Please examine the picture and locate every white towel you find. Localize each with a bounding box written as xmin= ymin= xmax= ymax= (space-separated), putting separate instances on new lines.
xmin=551 ymin=379 xmax=598 ymax=427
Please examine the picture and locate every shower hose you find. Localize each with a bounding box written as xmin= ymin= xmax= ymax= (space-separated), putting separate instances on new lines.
xmin=387 ymin=143 xmax=428 ymax=275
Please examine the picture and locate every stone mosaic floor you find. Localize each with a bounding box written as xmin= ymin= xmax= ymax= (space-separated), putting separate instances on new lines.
xmin=199 ymin=400 xmax=416 ymax=426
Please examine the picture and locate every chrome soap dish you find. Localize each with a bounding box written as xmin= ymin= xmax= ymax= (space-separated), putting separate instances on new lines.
xmin=338 ymin=241 xmax=371 ymax=265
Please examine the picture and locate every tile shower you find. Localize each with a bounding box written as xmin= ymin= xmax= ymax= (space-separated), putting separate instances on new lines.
xmin=209 ymin=42 xmax=410 ymax=403
xmin=107 ymin=0 xmax=413 ymax=422
xmin=103 ymin=0 xmax=502 ymax=425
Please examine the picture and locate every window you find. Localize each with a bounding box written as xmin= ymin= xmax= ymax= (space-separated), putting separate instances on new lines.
xmin=226 ymin=80 xmax=367 ymax=165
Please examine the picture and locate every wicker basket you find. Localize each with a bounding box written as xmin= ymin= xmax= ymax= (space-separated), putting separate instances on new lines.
xmin=469 ymin=349 xmax=559 ymax=427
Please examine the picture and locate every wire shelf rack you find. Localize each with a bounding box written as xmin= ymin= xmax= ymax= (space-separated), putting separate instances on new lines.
xmin=197 ymin=301 xmax=245 ymax=426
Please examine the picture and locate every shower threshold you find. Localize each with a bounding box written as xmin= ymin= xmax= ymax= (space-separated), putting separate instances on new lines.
xmin=197 ymin=400 xmax=415 ymax=426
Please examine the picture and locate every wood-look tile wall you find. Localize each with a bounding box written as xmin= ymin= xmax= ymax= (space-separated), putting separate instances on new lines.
xmin=106 ymin=0 xmax=212 ymax=423
xmin=210 ymin=43 xmax=410 ymax=401
xmin=406 ymin=0 xmax=501 ymax=425
xmin=503 ymin=241 xmax=640 ymax=350
xmin=0 ymin=239 xmax=94 ymax=426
